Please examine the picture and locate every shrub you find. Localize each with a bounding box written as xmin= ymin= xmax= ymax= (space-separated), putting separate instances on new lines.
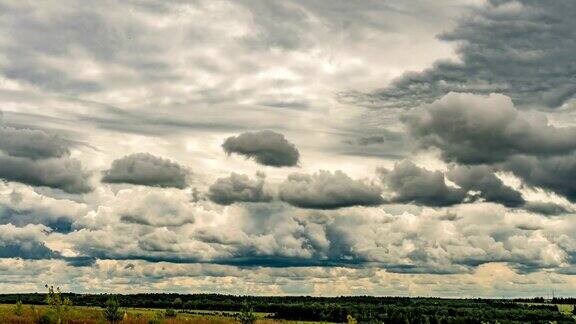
xmin=45 ymin=284 xmax=72 ymax=322
xmin=14 ymin=300 xmax=24 ymax=316
xmin=164 ymin=308 xmax=177 ymax=318
xmin=36 ymin=313 xmax=56 ymax=324
xmin=103 ymin=298 xmax=124 ymax=323
xmin=238 ymin=304 xmax=257 ymax=324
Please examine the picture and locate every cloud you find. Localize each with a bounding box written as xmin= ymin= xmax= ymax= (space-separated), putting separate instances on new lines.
xmin=0 ymin=224 xmax=56 ymax=259
xmin=109 ymin=189 xmax=197 ymax=227
xmin=346 ymin=0 xmax=576 ymax=109
xmin=405 ymin=93 xmax=576 ymax=164
xmin=222 ymin=130 xmax=300 ymax=167
xmin=380 ymin=160 xmax=466 ymax=206
xmin=0 ymin=153 xmax=92 ymax=194
xmin=0 ymin=126 xmax=70 ymax=159
xmin=208 ymin=172 xmax=272 ymax=205
xmin=102 ymin=153 xmax=190 ymax=189
xmin=0 ymin=184 xmax=87 ymax=232
xmin=446 ymin=165 xmax=524 ymax=207
xmin=503 ymin=155 xmax=576 ymax=202
xmin=61 ymin=201 xmax=576 ymax=274
xmin=278 ymin=170 xmax=383 ymax=209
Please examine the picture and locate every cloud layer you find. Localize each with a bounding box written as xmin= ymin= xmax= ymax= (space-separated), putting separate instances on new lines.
xmin=348 ymin=0 xmax=576 ymax=109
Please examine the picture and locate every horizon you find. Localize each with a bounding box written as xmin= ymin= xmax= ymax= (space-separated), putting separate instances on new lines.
xmin=0 ymin=0 xmax=575 ymax=298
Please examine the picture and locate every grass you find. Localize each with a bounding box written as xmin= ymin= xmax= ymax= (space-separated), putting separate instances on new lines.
xmin=0 ymin=304 xmax=326 ymax=324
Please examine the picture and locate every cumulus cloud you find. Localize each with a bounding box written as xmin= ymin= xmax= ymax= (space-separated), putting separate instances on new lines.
xmin=0 ymin=117 xmax=92 ymax=193
xmin=222 ymin=130 xmax=300 ymax=167
xmin=503 ymin=155 xmax=576 ymax=202
xmin=0 ymin=153 xmax=92 ymax=194
xmin=0 ymin=183 xmax=87 ymax=232
xmin=59 ymin=200 xmax=576 ymax=274
xmin=278 ymin=170 xmax=383 ymax=209
xmin=0 ymin=127 xmax=70 ymax=159
xmin=208 ymin=172 xmax=272 ymax=205
xmin=447 ymin=165 xmax=524 ymax=207
xmin=405 ymin=93 xmax=576 ymax=164
xmin=102 ymin=153 xmax=190 ymax=189
xmin=0 ymin=224 xmax=56 ymax=259
xmin=346 ymin=0 xmax=576 ymax=109
xmin=380 ymin=161 xmax=466 ymax=206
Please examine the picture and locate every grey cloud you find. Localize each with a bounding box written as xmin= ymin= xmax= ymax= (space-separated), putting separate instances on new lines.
xmin=102 ymin=153 xmax=190 ymax=189
xmin=65 ymin=201 xmax=576 ymax=273
xmin=447 ymin=165 xmax=524 ymax=207
xmin=405 ymin=93 xmax=576 ymax=164
xmin=523 ymin=201 xmax=571 ymax=216
xmin=0 ymin=127 xmax=70 ymax=159
xmin=0 ymin=153 xmax=92 ymax=194
xmin=346 ymin=0 xmax=576 ymax=109
xmin=0 ymin=224 xmax=57 ymax=259
xmin=208 ymin=172 xmax=272 ymax=205
xmin=222 ymin=130 xmax=300 ymax=167
xmin=278 ymin=170 xmax=383 ymax=209
xmin=503 ymin=155 xmax=576 ymax=202
xmin=380 ymin=160 xmax=466 ymax=206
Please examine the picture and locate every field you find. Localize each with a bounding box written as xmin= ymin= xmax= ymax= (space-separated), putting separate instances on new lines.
xmin=0 ymin=304 xmax=324 ymax=324
xmin=0 ymin=294 xmax=574 ymax=323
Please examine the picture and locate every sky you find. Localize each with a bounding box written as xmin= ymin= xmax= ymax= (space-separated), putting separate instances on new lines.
xmin=0 ymin=0 xmax=575 ymax=297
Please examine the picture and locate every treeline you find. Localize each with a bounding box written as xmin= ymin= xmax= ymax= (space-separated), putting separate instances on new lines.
xmin=514 ymin=297 xmax=576 ymax=304
xmin=0 ymin=293 xmax=573 ymax=323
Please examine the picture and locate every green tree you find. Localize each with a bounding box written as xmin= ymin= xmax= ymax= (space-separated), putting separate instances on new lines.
xmin=103 ymin=298 xmax=124 ymax=323
xmin=173 ymin=297 xmax=183 ymax=308
xmin=238 ymin=304 xmax=257 ymax=324
xmin=45 ymin=284 xmax=72 ymax=324
xmin=13 ymin=300 xmax=24 ymax=316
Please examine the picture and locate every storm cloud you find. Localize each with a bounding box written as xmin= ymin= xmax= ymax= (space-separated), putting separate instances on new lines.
xmin=278 ymin=170 xmax=383 ymax=209
xmin=102 ymin=153 xmax=190 ymax=189
xmin=208 ymin=172 xmax=272 ymax=205
xmin=348 ymin=0 xmax=576 ymax=109
xmin=222 ymin=131 xmax=300 ymax=167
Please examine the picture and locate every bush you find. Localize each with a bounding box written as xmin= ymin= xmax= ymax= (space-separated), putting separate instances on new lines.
xmin=164 ymin=308 xmax=177 ymax=318
xmin=36 ymin=313 xmax=55 ymax=324
xmin=103 ymin=298 xmax=124 ymax=323
xmin=238 ymin=304 xmax=257 ymax=324
xmin=14 ymin=300 xmax=24 ymax=316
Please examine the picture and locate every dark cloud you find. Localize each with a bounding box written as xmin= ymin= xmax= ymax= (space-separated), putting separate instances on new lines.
xmin=502 ymin=155 xmax=576 ymax=202
xmin=0 ymin=153 xmax=92 ymax=194
xmin=222 ymin=130 xmax=300 ymax=167
xmin=102 ymin=153 xmax=189 ymax=189
xmin=523 ymin=201 xmax=571 ymax=216
xmin=380 ymin=160 xmax=466 ymax=206
xmin=447 ymin=165 xmax=524 ymax=207
xmin=278 ymin=170 xmax=383 ymax=209
xmin=345 ymin=0 xmax=576 ymax=109
xmin=0 ymin=127 xmax=70 ymax=159
xmin=208 ymin=172 xmax=272 ymax=205
xmin=405 ymin=93 xmax=576 ymax=164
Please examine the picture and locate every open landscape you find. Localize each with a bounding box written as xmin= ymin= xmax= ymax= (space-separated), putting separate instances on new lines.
xmin=1 ymin=1 xmax=576 ymax=323
xmin=0 ymin=292 xmax=575 ymax=323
